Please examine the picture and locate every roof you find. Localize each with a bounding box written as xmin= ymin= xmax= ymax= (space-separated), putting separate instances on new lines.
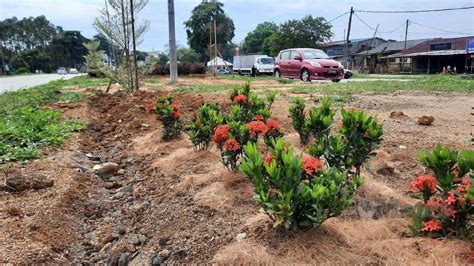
xmin=207 ymin=57 xmax=232 ymax=66
xmin=360 ymin=39 xmax=430 ymax=55
xmin=385 ymin=49 xmax=467 ymax=58
xmin=324 ymin=38 xmax=371 ymax=46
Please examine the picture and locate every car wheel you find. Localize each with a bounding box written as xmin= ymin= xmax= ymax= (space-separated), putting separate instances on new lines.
xmin=274 ymin=69 xmax=281 ymax=78
xmin=301 ymin=69 xmax=310 ymax=82
xmin=332 ymin=79 xmax=341 ymax=83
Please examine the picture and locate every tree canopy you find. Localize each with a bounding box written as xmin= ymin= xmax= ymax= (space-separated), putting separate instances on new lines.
xmin=241 ymin=22 xmax=278 ymax=55
xmin=241 ymin=15 xmax=333 ymax=57
xmin=184 ymin=1 xmax=235 ymax=61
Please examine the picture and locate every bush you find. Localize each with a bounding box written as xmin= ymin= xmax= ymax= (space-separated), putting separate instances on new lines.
xmin=189 ymin=103 xmax=224 ymax=151
xmin=240 ymin=98 xmax=383 ymax=229
xmin=409 ymin=145 xmax=473 ymax=237
xmin=150 ymin=95 xmax=183 ymax=140
xmin=15 ymin=67 xmax=30 ymax=75
xmin=147 ymin=62 xmax=206 ymax=75
xmin=289 ymin=97 xmax=309 ymax=144
xmin=213 ymin=122 xmax=250 ymax=171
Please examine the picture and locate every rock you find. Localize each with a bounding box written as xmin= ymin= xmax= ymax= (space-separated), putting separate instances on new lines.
xmin=389 ymin=111 xmax=407 ymax=119
xmin=93 ymin=162 xmax=120 ymax=177
xmin=111 ymin=192 xmax=125 ymax=200
xmin=130 ymin=234 xmax=147 ymax=246
xmin=104 ymin=182 xmax=121 ymax=189
xmin=117 ymin=169 xmax=126 ymax=175
xmin=86 ymin=153 xmax=101 ymax=161
xmin=118 ymin=252 xmax=130 ymax=266
xmin=158 ymin=249 xmax=170 ymax=259
xmin=418 ymin=115 xmax=434 ymax=126
xmin=236 ymin=233 xmax=247 ymax=242
xmin=399 ymin=145 xmax=407 ymax=149
xmin=152 ymin=255 xmax=165 ymax=265
xmin=109 ymin=175 xmax=125 ymax=182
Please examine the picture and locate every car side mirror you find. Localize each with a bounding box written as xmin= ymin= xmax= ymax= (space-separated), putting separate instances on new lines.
xmin=295 ymin=56 xmax=302 ymax=61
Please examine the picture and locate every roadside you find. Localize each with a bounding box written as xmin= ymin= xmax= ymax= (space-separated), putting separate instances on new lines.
xmin=0 ymin=73 xmax=85 ymax=94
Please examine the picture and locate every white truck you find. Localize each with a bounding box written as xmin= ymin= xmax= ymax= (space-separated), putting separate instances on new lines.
xmin=233 ymin=55 xmax=275 ymax=76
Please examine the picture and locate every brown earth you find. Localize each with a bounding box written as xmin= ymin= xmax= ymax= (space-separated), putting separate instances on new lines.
xmin=0 ymin=78 xmax=473 ymax=264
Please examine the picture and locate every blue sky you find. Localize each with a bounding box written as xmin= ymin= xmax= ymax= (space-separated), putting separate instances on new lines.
xmin=1 ymin=0 xmax=473 ymax=52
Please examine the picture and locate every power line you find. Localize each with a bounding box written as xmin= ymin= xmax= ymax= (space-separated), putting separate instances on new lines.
xmin=378 ymin=22 xmax=407 ymax=34
xmin=355 ymin=6 xmax=474 ymax=13
xmin=410 ymin=20 xmax=473 ymax=35
xmin=325 ymin=11 xmax=349 ymax=25
xmin=353 ymin=12 xmax=376 ymax=31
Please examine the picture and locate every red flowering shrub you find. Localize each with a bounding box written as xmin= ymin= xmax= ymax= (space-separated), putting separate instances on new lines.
xmin=247 ymin=121 xmax=268 ymax=138
xmin=234 ymin=95 xmax=248 ymax=105
xmin=227 ymin=82 xmax=274 ymax=124
xmin=213 ymin=122 xmax=250 ymax=171
xmin=409 ymin=145 xmax=473 ymax=237
xmin=190 ymin=103 xmax=224 ymax=151
xmin=146 ymin=103 xmax=156 ymax=112
xmin=153 ymin=95 xmax=183 ymax=140
xmin=264 ymin=119 xmax=284 ymax=146
xmin=241 ymin=138 xmax=365 ymax=229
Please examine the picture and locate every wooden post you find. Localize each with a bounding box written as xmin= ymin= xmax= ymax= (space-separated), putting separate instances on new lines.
xmin=344 ymin=7 xmax=353 ymax=69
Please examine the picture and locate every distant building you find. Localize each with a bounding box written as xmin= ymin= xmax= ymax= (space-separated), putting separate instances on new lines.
xmin=385 ymin=36 xmax=474 ymax=74
xmin=323 ymin=38 xmax=387 ymax=69
xmin=357 ymin=39 xmax=429 ymax=73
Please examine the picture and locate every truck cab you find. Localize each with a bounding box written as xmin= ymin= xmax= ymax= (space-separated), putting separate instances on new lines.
xmin=233 ymin=55 xmax=275 ymax=76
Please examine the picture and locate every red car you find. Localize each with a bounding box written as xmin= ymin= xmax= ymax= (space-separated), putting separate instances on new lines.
xmin=274 ymin=48 xmax=344 ymax=82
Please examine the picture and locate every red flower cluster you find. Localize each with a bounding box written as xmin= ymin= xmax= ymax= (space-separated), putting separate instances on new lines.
xmin=445 ymin=191 xmax=456 ymax=205
xmin=234 ymin=95 xmax=248 ymax=104
xmin=254 ymin=114 xmax=264 ymax=121
xmin=212 ymin=124 xmax=230 ymax=146
xmin=224 ymin=138 xmax=241 ymax=151
xmin=409 ymin=175 xmax=437 ymax=194
xmin=172 ymin=103 xmax=180 ymax=112
xmin=263 ymin=153 xmax=273 ymax=164
xmin=171 ymin=111 xmax=180 ymax=119
xmin=266 ymin=119 xmax=282 ymax=134
xmin=303 ymin=156 xmax=323 ymax=175
xmin=422 ymin=220 xmax=441 ymax=232
xmin=248 ymin=121 xmax=268 ymax=137
xmin=457 ymin=178 xmax=472 ymax=195
xmin=146 ymin=103 xmax=156 ymax=112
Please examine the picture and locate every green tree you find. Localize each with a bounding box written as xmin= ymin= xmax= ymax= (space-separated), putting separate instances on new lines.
xmin=241 ymin=22 xmax=277 ymax=54
xmin=176 ymin=47 xmax=200 ymax=62
xmin=184 ymin=0 xmax=235 ymax=61
xmin=84 ymin=41 xmax=105 ymax=77
xmin=268 ymin=15 xmax=332 ymax=56
xmin=49 ymin=31 xmax=89 ymax=69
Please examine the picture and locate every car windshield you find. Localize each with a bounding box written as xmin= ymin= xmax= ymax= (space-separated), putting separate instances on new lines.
xmin=260 ymin=58 xmax=274 ymax=64
xmin=301 ymin=50 xmax=329 ymax=59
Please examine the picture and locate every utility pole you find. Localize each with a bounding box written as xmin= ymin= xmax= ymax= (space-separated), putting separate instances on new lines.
xmin=401 ymin=19 xmax=409 ymax=73
xmin=130 ymin=0 xmax=139 ymax=91
xmin=0 ymin=42 xmax=5 ymax=75
xmin=344 ymin=7 xmax=354 ymax=69
xmin=359 ymin=24 xmax=379 ymax=72
xmin=168 ymin=0 xmax=178 ymax=83
xmin=214 ymin=19 xmax=217 ymax=76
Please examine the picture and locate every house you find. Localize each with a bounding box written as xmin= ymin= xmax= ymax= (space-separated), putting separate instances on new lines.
xmin=385 ymin=36 xmax=474 ymax=74
xmin=357 ymin=39 xmax=429 ymax=73
xmin=323 ymin=38 xmax=387 ymax=69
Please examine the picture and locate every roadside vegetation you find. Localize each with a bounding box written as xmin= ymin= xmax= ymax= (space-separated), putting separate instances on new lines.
xmin=0 ymin=77 xmax=104 ymax=163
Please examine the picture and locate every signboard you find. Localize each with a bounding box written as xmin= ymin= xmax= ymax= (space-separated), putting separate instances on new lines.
xmin=466 ymin=38 xmax=474 ymax=53
xmin=430 ymin=43 xmax=451 ymax=51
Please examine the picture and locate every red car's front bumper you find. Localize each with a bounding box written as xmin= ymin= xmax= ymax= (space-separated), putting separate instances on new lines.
xmin=310 ymin=67 xmax=344 ymax=80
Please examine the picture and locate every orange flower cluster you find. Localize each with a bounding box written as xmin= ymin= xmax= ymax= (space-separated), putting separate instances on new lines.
xmin=146 ymin=103 xmax=156 ymax=112
xmin=409 ymin=175 xmax=437 ymax=194
xmin=254 ymin=114 xmax=264 ymax=121
xmin=422 ymin=220 xmax=441 ymax=232
xmin=248 ymin=121 xmax=268 ymax=137
xmin=266 ymin=119 xmax=282 ymax=134
xmin=303 ymin=156 xmax=323 ymax=175
xmin=234 ymin=95 xmax=248 ymax=104
xmin=263 ymin=153 xmax=273 ymax=164
xmin=212 ymin=125 xmax=230 ymax=146
xmin=224 ymin=138 xmax=241 ymax=151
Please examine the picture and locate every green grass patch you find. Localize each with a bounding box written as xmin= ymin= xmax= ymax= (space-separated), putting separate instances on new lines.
xmin=219 ymin=75 xmax=277 ymax=82
xmin=144 ymin=78 xmax=162 ymax=84
xmin=62 ymin=75 xmax=108 ymax=88
xmin=176 ymin=84 xmax=241 ymax=93
xmin=292 ymin=75 xmax=474 ymax=95
xmin=0 ymin=77 xmax=89 ymax=163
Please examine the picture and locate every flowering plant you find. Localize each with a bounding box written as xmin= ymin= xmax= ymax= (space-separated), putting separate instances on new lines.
xmin=289 ymin=97 xmax=310 ymax=144
xmin=240 ymin=138 xmax=364 ymax=229
xmin=213 ymin=121 xmax=250 ymax=171
xmin=227 ymin=82 xmax=274 ymax=124
xmin=154 ymin=95 xmax=183 ymax=140
xmin=189 ymin=103 xmax=224 ymax=151
xmin=409 ymin=145 xmax=473 ymax=237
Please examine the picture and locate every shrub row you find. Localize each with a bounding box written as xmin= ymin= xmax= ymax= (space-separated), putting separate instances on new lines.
xmin=148 ymin=62 xmax=206 ymax=75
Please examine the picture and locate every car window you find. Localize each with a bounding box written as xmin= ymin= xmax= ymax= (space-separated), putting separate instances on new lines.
xmin=280 ymin=51 xmax=290 ymax=60
xmin=301 ymin=49 xmax=329 ymax=59
xmin=290 ymin=51 xmax=301 ymax=60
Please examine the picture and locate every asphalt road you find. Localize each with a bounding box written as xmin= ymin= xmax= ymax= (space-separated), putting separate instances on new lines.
xmin=0 ymin=74 xmax=84 ymax=94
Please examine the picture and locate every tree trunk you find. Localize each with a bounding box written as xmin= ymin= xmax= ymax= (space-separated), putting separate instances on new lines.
xmin=120 ymin=0 xmax=133 ymax=91
xmin=168 ymin=0 xmax=178 ymax=84
xmin=130 ymin=0 xmax=139 ymax=91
